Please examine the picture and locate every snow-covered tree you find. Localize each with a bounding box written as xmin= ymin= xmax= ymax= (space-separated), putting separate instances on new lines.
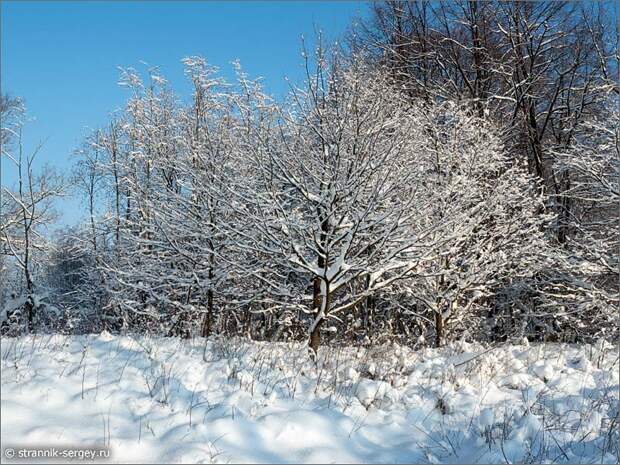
xmin=404 ymin=102 xmax=555 ymax=346
xmin=230 ymin=53 xmax=459 ymax=354
xmin=1 ymin=104 xmax=64 ymax=332
xmin=556 ymin=98 xmax=619 ymax=281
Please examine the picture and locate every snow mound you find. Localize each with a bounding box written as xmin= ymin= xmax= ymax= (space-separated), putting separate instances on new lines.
xmin=1 ymin=335 xmax=618 ymax=464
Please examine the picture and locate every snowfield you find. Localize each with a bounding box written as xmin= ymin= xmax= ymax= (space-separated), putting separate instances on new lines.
xmin=1 ymin=334 xmax=618 ymax=464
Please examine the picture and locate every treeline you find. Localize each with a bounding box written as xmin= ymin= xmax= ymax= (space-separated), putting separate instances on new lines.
xmin=1 ymin=1 xmax=618 ymax=351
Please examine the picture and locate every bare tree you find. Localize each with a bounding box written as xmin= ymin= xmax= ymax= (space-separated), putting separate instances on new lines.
xmin=1 ymin=112 xmax=63 ymax=331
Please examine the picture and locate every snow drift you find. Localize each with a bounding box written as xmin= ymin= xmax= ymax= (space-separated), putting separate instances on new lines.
xmin=1 ymin=335 xmax=618 ymax=463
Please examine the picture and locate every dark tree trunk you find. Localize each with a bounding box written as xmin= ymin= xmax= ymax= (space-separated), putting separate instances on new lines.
xmin=310 ymin=279 xmax=331 ymax=358
xmin=201 ymin=288 xmax=213 ymax=338
xmin=557 ymin=170 xmax=571 ymax=244
xmin=25 ymin=294 xmax=34 ymax=333
xmin=309 ymin=276 xmax=323 ymax=357
xmin=435 ymin=311 xmax=444 ymax=348
xmin=309 ymin=319 xmax=323 ymax=358
xmin=364 ymin=274 xmax=376 ymax=332
xmin=309 ymin=202 xmax=329 ymax=357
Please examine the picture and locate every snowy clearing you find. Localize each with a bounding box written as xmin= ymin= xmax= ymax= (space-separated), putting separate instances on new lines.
xmin=1 ymin=335 xmax=618 ymax=464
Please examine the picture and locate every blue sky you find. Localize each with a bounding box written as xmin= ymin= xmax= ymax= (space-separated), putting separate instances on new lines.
xmin=1 ymin=1 xmax=368 ymax=227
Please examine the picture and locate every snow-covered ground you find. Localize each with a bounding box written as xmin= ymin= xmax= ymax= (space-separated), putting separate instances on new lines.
xmin=1 ymin=334 xmax=618 ymax=464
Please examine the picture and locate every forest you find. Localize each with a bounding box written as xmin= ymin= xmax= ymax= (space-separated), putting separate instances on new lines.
xmin=2 ymin=1 xmax=617 ymax=350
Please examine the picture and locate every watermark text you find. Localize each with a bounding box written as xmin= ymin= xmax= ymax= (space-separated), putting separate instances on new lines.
xmin=3 ymin=446 xmax=111 ymax=462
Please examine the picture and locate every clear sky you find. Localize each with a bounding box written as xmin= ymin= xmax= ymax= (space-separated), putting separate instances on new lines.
xmin=1 ymin=0 xmax=368 ymax=227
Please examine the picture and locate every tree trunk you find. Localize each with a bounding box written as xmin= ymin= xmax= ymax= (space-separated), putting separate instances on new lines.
xmin=469 ymin=0 xmax=486 ymax=118
xmin=435 ymin=311 xmax=444 ymax=348
xmin=25 ymin=293 xmax=34 ymax=333
xmin=557 ymin=170 xmax=571 ymax=244
xmin=309 ymin=277 xmax=331 ymax=358
xmin=110 ymin=124 xmax=121 ymax=249
xmin=309 ymin=277 xmax=322 ymax=356
xmin=201 ymin=254 xmax=215 ymax=338
xmin=364 ymin=274 xmax=376 ymax=332
xmin=309 ymin=318 xmax=323 ymax=357
xmin=310 ymin=196 xmax=329 ymax=357
xmin=201 ymin=288 xmax=213 ymax=338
